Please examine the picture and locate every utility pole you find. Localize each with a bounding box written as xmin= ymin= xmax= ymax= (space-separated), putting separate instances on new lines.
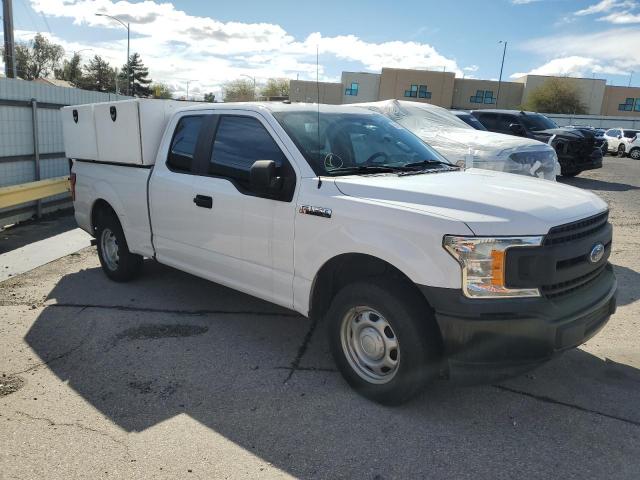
xmin=629 ymin=71 xmax=634 ymax=88
xmin=496 ymin=40 xmax=508 ymax=109
xmin=2 ymin=0 xmax=17 ymax=78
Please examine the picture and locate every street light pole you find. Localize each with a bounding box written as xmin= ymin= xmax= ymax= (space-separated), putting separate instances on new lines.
xmin=496 ymin=40 xmax=508 ymax=109
xmin=629 ymin=71 xmax=634 ymax=88
xmin=95 ymin=13 xmax=131 ymax=95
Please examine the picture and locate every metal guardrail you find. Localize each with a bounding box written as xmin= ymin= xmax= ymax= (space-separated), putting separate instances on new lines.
xmin=0 ymin=176 xmax=70 ymax=209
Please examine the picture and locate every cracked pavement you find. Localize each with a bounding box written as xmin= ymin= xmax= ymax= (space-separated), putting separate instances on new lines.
xmin=1 ymin=156 xmax=640 ymax=479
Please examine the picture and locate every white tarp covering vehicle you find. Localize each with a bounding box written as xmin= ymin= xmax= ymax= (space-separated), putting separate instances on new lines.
xmin=354 ymin=100 xmax=560 ymax=181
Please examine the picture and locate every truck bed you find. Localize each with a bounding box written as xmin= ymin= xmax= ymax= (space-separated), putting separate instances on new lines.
xmin=73 ymin=161 xmax=154 ymax=257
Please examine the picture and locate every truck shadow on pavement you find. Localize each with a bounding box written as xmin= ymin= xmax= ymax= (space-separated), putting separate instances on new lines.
xmin=558 ymin=176 xmax=640 ymax=192
xmin=22 ymin=260 xmax=640 ymax=478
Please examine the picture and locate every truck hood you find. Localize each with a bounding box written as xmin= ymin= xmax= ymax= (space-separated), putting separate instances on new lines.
xmin=333 ymin=168 xmax=607 ymax=236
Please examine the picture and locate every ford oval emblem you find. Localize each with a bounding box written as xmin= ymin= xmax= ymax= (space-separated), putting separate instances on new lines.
xmin=589 ymin=242 xmax=605 ymax=264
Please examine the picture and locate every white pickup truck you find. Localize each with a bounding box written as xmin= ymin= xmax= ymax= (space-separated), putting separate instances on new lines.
xmin=63 ymin=99 xmax=617 ymax=405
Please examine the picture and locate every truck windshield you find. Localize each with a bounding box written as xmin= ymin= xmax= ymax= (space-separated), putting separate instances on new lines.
xmin=519 ymin=113 xmax=558 ymax=131
xmin=272 ymin=110 xmax=450 ymax=176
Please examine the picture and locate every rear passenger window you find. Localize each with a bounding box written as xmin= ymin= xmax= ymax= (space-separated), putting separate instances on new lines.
xmin=168 ymin=116 xmax=204 ymax=172
xmin=496 ymin=115 xmax=517 ymax=131
xmin=209 ymin=116 xmax=287 ymax=182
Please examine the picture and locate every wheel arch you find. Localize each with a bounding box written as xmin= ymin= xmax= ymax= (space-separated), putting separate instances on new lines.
xmin=308 ymin=253 xmax=433 ymax=324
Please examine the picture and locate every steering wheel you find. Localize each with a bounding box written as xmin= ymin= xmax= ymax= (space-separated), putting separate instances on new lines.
xmin=365 ymin=152 xmax=389 ymax=164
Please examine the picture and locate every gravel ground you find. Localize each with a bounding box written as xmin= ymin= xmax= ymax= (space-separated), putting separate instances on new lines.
xmin=1 ymin=156 xmax=639 ymax=480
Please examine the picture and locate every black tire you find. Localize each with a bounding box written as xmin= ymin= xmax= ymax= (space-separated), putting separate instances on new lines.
xmin=95 ymin=210 xmax=143 ymax=282
xmin=326 ymin=278 xmax=441 ymax=405
xmin=618 ymin=144 xmax=626 ymax=157
xmin=629 ymin=147 xmax=640 ymax=160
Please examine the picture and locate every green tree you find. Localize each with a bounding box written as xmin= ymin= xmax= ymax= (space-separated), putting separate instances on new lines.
xmin=80 ymin=55 xmax=116 ymax=92
xmin=11 ymin=33 xmax=64 ymax=80
xmin=151 ymin=83 xmax=173 ymax=99
xmin=261 ymin=78 xmax=289 ymax=98
xmin=524 ymin=78 xmax=587 ymax=114
xmin=54 ymin=52 xmax=83 ymax=85
xmin=119 ymin=53 xmax=152 ymax=97
xmin=204 ymin=92 xmax=216 ymax=102
xmin=223 ymin=79 xmax=255 ymax=102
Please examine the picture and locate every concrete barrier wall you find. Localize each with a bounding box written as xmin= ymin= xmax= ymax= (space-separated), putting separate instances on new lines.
xmin=546 ymin=113 xmax=640 ymax=129
xmin=0 ymin=78 xmax=130 ymax=226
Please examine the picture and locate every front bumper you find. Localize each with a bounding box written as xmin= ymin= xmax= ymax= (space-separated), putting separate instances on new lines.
xmin=419 ymin=263 xmax=616 ymax=383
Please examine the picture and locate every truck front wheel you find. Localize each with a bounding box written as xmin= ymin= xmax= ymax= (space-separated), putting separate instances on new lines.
xmin=326 ymin=278 xmax=441 ymax=405
xmin=95 ymin=211 xmax=143 ymax=282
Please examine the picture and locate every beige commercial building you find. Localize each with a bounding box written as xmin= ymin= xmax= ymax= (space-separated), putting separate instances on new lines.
xmin=288 ymin=68 xmax=640 ymax=120
xmin=601 ymin=85 xmax=640 ymax=117
xmin=289 ymin=80 xmax=342 ymax=104
xmin=515 ymin=75 xmax=607 ymax=115
xmin=378 ymin=68 xmax=455 ymax=108
xmin=341 ymin=71 xmax=380 ymax=104
xmin=452 ymin=78 xmax=524 ymax=110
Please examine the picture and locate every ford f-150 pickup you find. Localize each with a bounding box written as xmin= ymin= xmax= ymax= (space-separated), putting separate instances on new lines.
xmin=62 ymin=99 xmax=617 ymax=405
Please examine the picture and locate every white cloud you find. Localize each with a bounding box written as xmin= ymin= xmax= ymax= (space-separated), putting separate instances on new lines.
xmin=463 ymin=65 xmax=479 ymax=72
xmin=515 ymin=28 xmax=640 ymax=79
xmin=511 ymin=0 xmax=541 ymax=4
xmin=575 ymin=0 xmax=635 ymax=15
xmin=598 ymin=11 xmax=640 ymax=22
xmin=574 ymin=0 xmax=640 ymax=24
xmin=22 ymin=0 xmax=461 ymax=98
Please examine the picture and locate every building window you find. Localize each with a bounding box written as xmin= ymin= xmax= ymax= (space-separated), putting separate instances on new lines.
xmin=617 ymin=97 xmax=640 ymax=112
xmin=345 ymin=82 xmax=359 ymax=96
xmin=404 ymin=84 xmax=431 ymax=99
xmin=470 ymin=90 xmax=495 ymax=104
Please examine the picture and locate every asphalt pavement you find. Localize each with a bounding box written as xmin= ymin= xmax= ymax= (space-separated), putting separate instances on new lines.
xmin=1 ymin=157 xmax=639 ymax=479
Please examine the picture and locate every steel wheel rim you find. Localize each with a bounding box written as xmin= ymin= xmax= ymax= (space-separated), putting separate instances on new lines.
xmin=100 ymin=228 xmax=119 ymax=271
xmin=340 ymin=306 xmax=400 ymax=384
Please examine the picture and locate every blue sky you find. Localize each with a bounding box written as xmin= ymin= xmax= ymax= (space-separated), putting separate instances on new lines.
xmin=2 ymin=0 xmax=640 ymax=98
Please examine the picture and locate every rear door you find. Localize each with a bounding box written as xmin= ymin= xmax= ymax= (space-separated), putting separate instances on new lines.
xmin=149 ymin=113 xmax=210 ymax=270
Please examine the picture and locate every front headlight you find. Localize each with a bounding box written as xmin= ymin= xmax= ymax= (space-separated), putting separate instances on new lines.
xmin=443 ymin=235 xmax=543 ymax=299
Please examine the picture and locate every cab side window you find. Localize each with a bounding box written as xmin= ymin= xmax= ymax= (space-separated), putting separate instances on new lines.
xmin=209 ymin=115 xmax=295 ymax=201
xmin=167 ymin=116 xmax=205 ymax=173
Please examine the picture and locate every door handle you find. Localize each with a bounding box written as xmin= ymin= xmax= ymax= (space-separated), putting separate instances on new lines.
xmin=193 ymin=194 xmax=213 ymax=209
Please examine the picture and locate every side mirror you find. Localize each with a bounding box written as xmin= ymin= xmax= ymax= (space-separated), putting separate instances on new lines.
xmin=250 ymin=160 xmax=283 ymax=193
xmin=617 ymin=135 xmax=622 ymax=139
xmin=509 ymin=123 xmax=525 ymax=135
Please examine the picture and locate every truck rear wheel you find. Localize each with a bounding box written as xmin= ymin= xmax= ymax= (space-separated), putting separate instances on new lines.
xmin=326 ymin=278 xmax=441 ymax=405
xmin=95 ymin=211 xmax=143 ymax=282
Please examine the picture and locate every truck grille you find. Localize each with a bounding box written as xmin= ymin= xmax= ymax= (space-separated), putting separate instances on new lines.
xmin=544 ymin=211 xmax=608 ymax=246
xmin=505 ymin=211 xmax=612 ymax=300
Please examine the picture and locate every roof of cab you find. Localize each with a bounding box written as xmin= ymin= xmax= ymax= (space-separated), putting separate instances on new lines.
xmin=175 ymin=101 xmax=376 ymax=115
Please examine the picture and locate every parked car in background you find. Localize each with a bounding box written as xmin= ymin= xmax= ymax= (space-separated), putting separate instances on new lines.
xmin=450 ymin=110 xmax=488 ymax=130
xmin=565 ymin=125 xmax=608 ymax=157
xmin=471 ymin=109 xmax=603 ymax=177
xmin=355 ymin=101 xmax=559 ymax=180
xmin=603 ymin=128 xmax=640 ymax=156
xmin=624 ymin=132 xmax=640 ymax=159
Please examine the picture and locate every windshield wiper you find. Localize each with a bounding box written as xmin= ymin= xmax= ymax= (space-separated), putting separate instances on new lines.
xmin=327 ymin=165 xmax=403 ymax=175
xmin=403 ymin=159 xmax=458 ymax=169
